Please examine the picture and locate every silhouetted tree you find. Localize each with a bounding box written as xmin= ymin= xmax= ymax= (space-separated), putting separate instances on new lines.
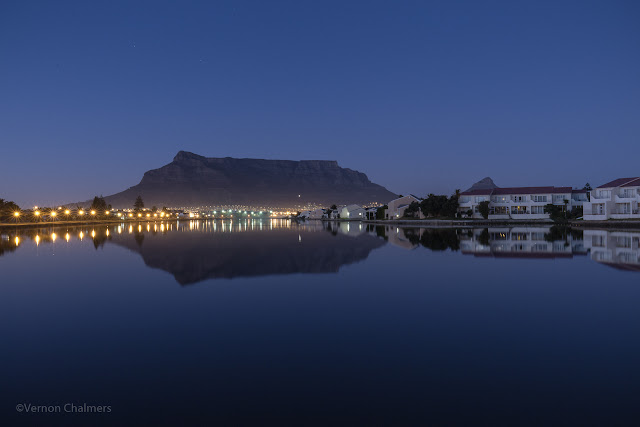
xmin=90 ymin=196 xmax=108 ymax=212
xmin=477 ymin=201 xmax=490 ymax=219
xmin=403 ymin=201 xmax=421 ymax=218
xmin=134 ymin=196 xmax=145 ymax=212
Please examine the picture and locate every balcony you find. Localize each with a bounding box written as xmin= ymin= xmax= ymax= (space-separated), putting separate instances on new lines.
xmin=616 ymin=193 xmax=639 ymax=202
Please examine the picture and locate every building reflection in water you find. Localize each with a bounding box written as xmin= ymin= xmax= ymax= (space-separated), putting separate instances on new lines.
xmin=2 ymin=221 xmax=640 ymax=280
xmin=584 ymin=229 xmax=640 ymax=271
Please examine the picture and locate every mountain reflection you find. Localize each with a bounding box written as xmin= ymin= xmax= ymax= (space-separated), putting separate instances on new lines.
xmin=109 ymin=220 xmax=385 ymax=284
xmin=2 ymin=221 xmax=640 ymax=280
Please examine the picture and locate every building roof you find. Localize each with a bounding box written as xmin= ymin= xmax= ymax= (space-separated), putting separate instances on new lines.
xmin=388 ymin=194 xmax=421 ymax=203
xmin=572 ymin=189 xmax=588 ymax=193
xmin=597 ymin=177 xmax=640 ymax=188
xmin=343 ymin=204 xmax=363 ymax=211
xmin=492 ymin=186 xmax=572 ymax=195
xmin=460 ymin=189 xmax=493 ymax=196
xmin=622 ymin=178 xmax=640 ymax=187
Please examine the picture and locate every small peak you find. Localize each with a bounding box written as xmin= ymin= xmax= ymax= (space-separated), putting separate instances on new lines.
xmin=466 ymin=177 xmax=498 ymax=192
xmin=173 ymin=151 xmax=204 ymax=162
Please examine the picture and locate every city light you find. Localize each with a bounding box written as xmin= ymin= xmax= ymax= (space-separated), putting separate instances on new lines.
xmin=34 ymin=210 xmax=41 ymax=216
xmin=90 ymin=210 xmax=96 ymax=216
xmin=79 ymin=210 xmax=85 ymax=215
xmin=50 ymin=211 xmax=57 ymax=217
xmin=65 ymin=210 xmax=70 ymax=215
xmin=13 ymin=211 xmax=20 ymax=217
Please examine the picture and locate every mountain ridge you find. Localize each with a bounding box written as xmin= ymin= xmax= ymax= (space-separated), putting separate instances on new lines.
xmin=98 ymin=151 xmax=397 ymax=208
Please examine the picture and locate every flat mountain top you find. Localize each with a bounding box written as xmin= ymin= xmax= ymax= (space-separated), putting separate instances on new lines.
xmin=101 ymin=151 xmax=397 ymax=208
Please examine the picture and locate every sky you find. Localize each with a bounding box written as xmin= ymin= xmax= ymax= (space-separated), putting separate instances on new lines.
xmin=1 ymin=0 xmax=639 ymax=207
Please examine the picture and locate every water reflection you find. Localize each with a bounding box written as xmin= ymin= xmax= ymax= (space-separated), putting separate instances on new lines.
xmin=584 ymin=229 xmax=640 ymax=271
xmin=2 ymin=222 xmax=640 ymax=283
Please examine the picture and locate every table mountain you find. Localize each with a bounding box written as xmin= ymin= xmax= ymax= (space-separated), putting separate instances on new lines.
xmin=103 ymin=151 xmax=397 ymax=208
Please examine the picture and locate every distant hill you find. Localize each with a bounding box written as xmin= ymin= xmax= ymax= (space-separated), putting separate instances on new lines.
xmin=465 ymin=177 xmax=498 ymax=192
xmin=99 ymin=151 xmax=397 ymax=208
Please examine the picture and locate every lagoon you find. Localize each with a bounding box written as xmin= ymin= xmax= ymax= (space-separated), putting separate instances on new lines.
xmin=2 ymin=220 xmax=640 ymax=425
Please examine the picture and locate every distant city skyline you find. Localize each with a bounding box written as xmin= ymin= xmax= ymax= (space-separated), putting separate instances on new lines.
xmin=1 ymin=1 xmax=639 ymax=207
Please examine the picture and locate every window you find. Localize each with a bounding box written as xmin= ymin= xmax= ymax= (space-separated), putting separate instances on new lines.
xmin=511 ymin=206 xmax=528 ymax=214
xmin=532 ymin=195 xmax=547 ymax=202
xmin=531 ymin=206 xmax=545 ymax=214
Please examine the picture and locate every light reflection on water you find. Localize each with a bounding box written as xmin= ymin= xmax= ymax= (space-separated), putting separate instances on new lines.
xmin=2 ymin=221 xmax=639 ymax=279
xmin=2 ymin=220 xmax=640 ymax=425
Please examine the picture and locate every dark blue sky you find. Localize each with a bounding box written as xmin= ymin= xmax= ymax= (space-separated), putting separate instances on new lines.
xmin=1 ymin=0 xmax=638 ymax=207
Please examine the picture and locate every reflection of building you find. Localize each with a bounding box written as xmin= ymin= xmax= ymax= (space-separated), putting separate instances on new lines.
xmin=584 ymin=230 xmax=640 ymax=271
xmin=458 ymin=187 xmax=587 ymax=219
xmin=584 ymin=177 xmax=640 ymax=220
xmin=460 ymin=227 xmax=587 ymax=258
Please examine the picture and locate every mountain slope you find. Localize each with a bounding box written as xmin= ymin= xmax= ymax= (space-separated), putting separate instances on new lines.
xmin=103 ymin=151 xmax=397 ymax=208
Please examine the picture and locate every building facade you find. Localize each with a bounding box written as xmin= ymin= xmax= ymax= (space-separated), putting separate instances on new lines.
xmin=385 ymin=195 xmax=423 ymax=219
xmin=583 ymin=177 xmax=640 ymax=220
xmin=339 ymin=204 xmax=366 ymax=219
xmin=459 ymin=186 xmax=586 ymax=220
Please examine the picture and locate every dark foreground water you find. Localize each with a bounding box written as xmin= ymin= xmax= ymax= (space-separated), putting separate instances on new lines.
xmin=1 ymin=220 xmax=640 ymax=426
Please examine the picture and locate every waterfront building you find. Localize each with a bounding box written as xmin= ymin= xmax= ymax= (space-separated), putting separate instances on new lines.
xmin=339 ymin=204 xmax=366 ymax=219
xmin=385 ymin=195 xmax=422 ymax=219
xmin=458 ymin=186 xmax=586 ymax=220
xmin=583 ymin=177 xmax=640 ymax=220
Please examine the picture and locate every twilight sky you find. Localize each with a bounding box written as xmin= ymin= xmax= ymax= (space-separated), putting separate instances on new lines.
xmin=1 ymin=0 xmax=639 ymax=207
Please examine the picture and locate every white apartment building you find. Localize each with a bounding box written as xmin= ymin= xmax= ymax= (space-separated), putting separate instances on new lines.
xmin=339 ymin=204 xmax=366 ymax=219
xmin=385 ymin=195 xmax=423 ymax=219
xmin=584 ymin=177 xmax=640 ymax=220
xmin=459 ymin=186 xmax=587 ymax=220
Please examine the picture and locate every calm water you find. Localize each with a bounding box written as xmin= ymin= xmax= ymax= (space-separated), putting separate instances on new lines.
xmin=2 ymin=220 xmax=640 ymax=426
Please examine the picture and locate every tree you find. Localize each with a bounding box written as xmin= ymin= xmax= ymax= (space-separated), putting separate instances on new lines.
xmin=403 ymin=201 xmax=420 ymax=218
xmin=478 ymin=201 xmax=490 ymax=219
xmin=0 ymin=198 xmax=20 ymax=221
xmin=90 ymin=196 xmax=108 ymax=212
xmin=544 ymin=204 xmax=567 ymax=223
xmin=584 ymin=183 xmax=592 ymax=201
xmin=134 ymin=196 xmax=145 ymax=211
xmin=376 ymin=205 xmax=387 ymax=220
xmin=151 ymin=206 xmax=158 ymax=213
xmin=330 ymin=204 xmax=337 ymax=210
